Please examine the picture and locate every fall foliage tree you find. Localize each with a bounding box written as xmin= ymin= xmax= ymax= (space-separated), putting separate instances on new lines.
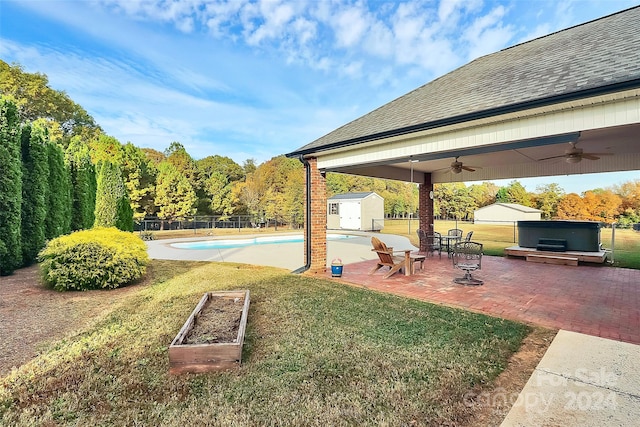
xmin=0 ymin=60 xmax=100 ymax=140
xmin=154 ymin=161 xmax=197 ymax=221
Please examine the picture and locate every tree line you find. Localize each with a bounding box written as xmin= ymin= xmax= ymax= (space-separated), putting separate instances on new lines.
xmin=2 ymin=60 xmax=639 ymax=274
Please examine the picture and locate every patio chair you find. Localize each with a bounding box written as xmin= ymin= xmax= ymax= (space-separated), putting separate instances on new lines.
xmin=370 ymin=237 xmax=425 ymax=278
xmin=426 ymin=231 xmax=442 ymax=258
xmin=452 ymin=241 xmax=483 ymax=285
xmin=464 ymin=231 xmax=473 ymax=241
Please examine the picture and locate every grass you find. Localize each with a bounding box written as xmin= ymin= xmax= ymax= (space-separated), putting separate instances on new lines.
xmin=383 ymin=219 xmax=640 ymax=268
xmin=0 ymin=260 xmax=529 ymax=426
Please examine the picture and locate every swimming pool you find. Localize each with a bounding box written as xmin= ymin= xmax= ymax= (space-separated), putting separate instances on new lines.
xmin=170 ymin=234 xmax=355 ymax=250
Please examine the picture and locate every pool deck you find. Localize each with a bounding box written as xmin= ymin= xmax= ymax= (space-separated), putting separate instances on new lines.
xmin=145 ymin=231 xmax=408 ymax=270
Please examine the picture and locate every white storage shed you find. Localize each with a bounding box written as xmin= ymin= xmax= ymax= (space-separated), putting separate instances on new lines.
xmin=327 ymin=192 xmax=384 ymax=231
xmin=474 ymin=203 xmax=541 ymax=225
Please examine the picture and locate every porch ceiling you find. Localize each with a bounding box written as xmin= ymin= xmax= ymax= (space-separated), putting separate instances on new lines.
xmin=323 ymin=122 xmax=640 ymax=184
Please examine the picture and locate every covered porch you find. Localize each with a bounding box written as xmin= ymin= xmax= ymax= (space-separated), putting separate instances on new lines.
xmin=286 ymin=7 xmax=640 ymax=274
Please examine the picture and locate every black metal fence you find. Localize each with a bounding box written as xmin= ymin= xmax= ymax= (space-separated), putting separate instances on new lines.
xmin=134 ymin=216 xmax=275 ymax=232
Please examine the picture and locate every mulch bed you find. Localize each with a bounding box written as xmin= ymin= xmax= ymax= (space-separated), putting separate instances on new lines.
xmin=182 ymin=296 xmax=243 ymax=345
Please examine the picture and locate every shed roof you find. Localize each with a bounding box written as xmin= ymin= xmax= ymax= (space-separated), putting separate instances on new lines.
xmin=475 ymin=203 xmax=542 ymax=213
xmin=328 ymin=192 xmax=378 ymax=201
xmin=288 ymin=6 xmax=640 ymax=157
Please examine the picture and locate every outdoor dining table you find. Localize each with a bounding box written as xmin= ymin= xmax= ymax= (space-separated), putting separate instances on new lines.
xmin=440 ymin=234 xmax=462 ymax=257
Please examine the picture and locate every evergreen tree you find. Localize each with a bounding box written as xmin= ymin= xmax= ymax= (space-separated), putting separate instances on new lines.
xmin=20 ymin=122 xmax=49 ymax=265
xmin=45 ymin=141 xmax=72 ymax=240
xmin=66 ymin=137 xmax=96 ymax=230
xmin=94 ymin=161 xmax=133 ymax=230
xmin=0 ymin=98 xmax=23 ymax=275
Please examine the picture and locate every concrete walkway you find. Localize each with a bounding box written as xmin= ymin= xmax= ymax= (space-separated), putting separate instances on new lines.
xmin=500 ymin=330 xmax=640 ymax=426
xmin=146 ymin=232 xmax=640 ymax=426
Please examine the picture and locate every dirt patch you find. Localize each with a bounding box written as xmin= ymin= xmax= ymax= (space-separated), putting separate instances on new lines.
xmin=183 ymin=296 xmax=244 ymax=344
xmin=0 ymin=265 xmax=143 ymax=376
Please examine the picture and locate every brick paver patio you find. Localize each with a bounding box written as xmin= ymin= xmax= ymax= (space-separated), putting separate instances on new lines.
xmin=325 ymin=255 xmax=640 ymax=344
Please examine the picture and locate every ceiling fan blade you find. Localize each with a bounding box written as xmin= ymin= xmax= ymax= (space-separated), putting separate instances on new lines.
xmin=537 ymin=154 xmax=567 ymax=161
xmin=581 ymin=154 xmax=600 ymax=160
xmin=461 ymin=166 xmax=476 ymax=172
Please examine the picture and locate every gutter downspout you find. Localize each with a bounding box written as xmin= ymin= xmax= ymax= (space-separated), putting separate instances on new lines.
xmin=292 ymin=155 xmax=312 ymax=274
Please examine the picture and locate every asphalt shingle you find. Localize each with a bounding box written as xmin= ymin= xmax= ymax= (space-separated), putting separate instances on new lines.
xmin=290 ymin=7 xmax=640 ymax=155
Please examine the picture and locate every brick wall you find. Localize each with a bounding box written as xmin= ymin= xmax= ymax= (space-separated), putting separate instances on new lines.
xmin=418 ymin=173 xmax=434 ymax=251
xmin=305 ymin=157 xmax=327 ymax=273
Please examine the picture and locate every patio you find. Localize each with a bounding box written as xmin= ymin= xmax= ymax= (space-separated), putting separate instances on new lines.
xmin=325 ymin=255 xmax=640 ymax=345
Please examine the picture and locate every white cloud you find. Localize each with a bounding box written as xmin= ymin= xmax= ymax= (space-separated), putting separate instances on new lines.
xmin=462 ymin=5 xmax=514 ymax=60
xmin=243 ymin=0 xmax=296 ymax=45
xmin=332 ymin=4 xmax=369 ymax=48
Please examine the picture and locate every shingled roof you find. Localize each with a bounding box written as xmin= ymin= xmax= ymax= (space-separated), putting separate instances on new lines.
xmin=288 ymin=6 xmax=640 ymax=157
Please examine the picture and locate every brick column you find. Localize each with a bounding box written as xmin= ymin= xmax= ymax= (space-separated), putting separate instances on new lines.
xmin=418 ymin=173 xmax=434 ymax=251
xmin=305 ymin=157 xmax=327 ymax=273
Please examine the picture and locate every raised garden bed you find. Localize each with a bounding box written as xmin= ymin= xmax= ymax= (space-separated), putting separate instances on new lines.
xmin=169 ymin=290 xmax=250 ymax=374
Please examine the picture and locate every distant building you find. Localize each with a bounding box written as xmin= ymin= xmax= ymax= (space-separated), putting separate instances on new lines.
xmin=474 ymin=203 xmax=541 ymax=225
xmin=327 ymin=192 xmax=384 ymax=231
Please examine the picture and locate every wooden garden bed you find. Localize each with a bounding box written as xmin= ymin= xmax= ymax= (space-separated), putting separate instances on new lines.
xmin=169 ymin=290 xmax=250 ymax=374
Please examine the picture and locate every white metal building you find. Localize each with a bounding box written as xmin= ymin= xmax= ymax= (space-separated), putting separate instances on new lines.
xmin=474 ymin=203 xmax=542 ymax=225
xmin=327 ymin=192 xmax=384 ymax=231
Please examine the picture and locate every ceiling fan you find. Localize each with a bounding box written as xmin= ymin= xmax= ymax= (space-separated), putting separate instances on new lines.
xmin=449 ymin=157 xmax=479 ymax=174
xmin=539 ymin=141 xmax=613 ymax=164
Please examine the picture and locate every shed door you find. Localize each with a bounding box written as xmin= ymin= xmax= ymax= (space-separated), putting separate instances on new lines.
xmin=340 ymin=201 xmax=361 ymax=230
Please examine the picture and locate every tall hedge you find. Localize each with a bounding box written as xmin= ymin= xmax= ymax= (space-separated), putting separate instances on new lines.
xmin=94 ymin=161 xmax=133 ymax=231
xmin=0 ymin=98 xmax=23 ymax=275
xmin=45 ymin=141 xmax=72 ymax=240
xmin=66 ymin=137 xmax=96 ymax=231
xmin=20 ymin=122 xmax=49 ymax=265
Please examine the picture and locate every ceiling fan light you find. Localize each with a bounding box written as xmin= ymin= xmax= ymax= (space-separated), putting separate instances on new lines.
xmin=566 ymin=156 xmax=582 ymax=164
xmin=452 ymin=167 xmax=462 ymax=174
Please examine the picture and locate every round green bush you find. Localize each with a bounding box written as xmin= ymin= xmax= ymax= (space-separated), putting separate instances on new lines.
xmin=38 ymin=227 xmax=149 ymax=291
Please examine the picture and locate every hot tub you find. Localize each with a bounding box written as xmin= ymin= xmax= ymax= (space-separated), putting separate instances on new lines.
xmin=517 ymin=220 xmax=602 ymax=252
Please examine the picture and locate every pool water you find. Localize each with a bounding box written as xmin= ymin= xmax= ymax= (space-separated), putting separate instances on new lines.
xmin=171 ymin=234 xmax=354 ymax=250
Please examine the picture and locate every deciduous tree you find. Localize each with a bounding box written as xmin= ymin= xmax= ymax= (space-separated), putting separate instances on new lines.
xmin=535 ymin=183 xmax=565 ymax=219
xmin=154 ymin=161 xmax=196 ymax=222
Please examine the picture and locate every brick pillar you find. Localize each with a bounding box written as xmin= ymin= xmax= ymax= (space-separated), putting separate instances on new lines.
xmin=305 ymin=157 xmax=327 ymax=273
xmin=418 ymin=173 xmax=434 ymax=251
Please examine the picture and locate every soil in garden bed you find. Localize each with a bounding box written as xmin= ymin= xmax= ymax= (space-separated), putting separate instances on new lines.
xmin=183 ymin=296 xmax=243 ymax=344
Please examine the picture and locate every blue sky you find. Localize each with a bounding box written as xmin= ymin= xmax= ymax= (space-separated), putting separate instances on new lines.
xmin=1 ymin=0 xmax=638 ymax=194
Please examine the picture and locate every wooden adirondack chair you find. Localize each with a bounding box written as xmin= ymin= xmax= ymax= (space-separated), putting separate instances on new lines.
xmin=369 ymin=237 xmax=412 ymax=279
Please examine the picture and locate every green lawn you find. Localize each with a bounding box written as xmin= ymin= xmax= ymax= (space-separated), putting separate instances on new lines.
xmin=1 ymin=260 xmax=529 ymax=426
xmin=384 ymin=219 xmax=640 ymax=269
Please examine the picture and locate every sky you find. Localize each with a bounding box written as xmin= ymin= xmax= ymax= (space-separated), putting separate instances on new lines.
xmin=1 ymin=0 xmax=639 ymax=194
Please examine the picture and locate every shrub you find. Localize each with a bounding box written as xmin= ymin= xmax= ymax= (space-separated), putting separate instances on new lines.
xmin=139 ymin=230 xmax=155 ymax=241
xmin=38 ymin=227 xmax=149 ymax=291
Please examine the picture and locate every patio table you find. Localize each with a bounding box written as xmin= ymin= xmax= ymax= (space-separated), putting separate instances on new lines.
xmin=441 ymin=235 xmax=462 ymax=257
